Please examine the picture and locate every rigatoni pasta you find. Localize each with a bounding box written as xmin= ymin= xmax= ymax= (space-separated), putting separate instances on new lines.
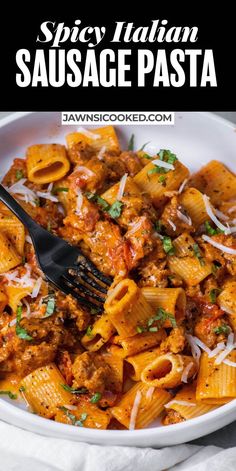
xmin=0 ymin=125 xmax=236 ymax=432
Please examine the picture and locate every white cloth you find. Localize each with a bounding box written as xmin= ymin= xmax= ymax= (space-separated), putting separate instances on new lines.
xmin=0 ymin=421 xmax=236 ymax=471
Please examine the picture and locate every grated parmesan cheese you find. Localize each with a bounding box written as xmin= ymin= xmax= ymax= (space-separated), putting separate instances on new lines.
xmin=151 ymin=159 xmax=175 ymax=171
xmin=117 ymin=173 xmax=128 ymax=201
xmin=129 ymin=390 xmax=142 ymax=430
xmin=77 ymin=127 xmax=100 ymax=140
xmin=202 ymin=235 xmax=236 ymax=255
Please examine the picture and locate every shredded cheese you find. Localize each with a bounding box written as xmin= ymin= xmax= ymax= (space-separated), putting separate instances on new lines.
xmin=76 ymin=189 xmax=83 ymax=214
xmin=214 ymin=209 xmax=229 ymax=221
xmin=167 ymin=219 xmax=176 ymax=231
xmin=77 ymin=127 xmax=100 ymax=140
xmin=74 ymin=165 xmax=95 ymax=177
xmin=165 ymin=400 xmax=196 ymax=409
xmin=214 ymin=333 xmax=235 ymax=365
xmin=177 ymin=210 xmax=192 ymax=226
xmin=151 ymin=159 xmax=175 ymax=171
xmin=117 ymin=173 xmax=128 ymax=201
xmin=37 ymin=183 xmax=59 ymax=202
xmin=97 ymin=145 xmax=106 ymax=160
xmin=202 ymin=235 xmax=236 ymax=255
xmin=178 ymin=179 xmax=188 ymax=194
xmin=129 ymin=390 xmax=142 ymax=430
xmin=146 ymin=387 xmax=155 ymax=400
xmin=223 ymin=359 xmax=236 ymax=368
xmin=25 ymin=235 xmax=33 ymax=244
xmin=203 ymin=195 xmax=231 ymax=234
xmin=208 ymin=342 xmax=225 ymax=358
xmin=186 ymin=334 xmax=201 ymax=365
xmin=7 ymin=179 xmax=37 ymax=207
xmin=228 ymin=205 xmax=236 ymax=214
xmin=31 ymin=277 xmax=43 ymax=299
xmin=181 ymin=362 xmax=194 ymax=383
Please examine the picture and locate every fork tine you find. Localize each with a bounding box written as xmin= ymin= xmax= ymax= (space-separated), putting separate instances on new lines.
xmin=47 ymin=277 xmax=103 ymax=312
xmin=75 ymin=254 xmax=112 ymax=286
xmin=70 ymin=269 xmax=107 ymax=294
xmin=62 ymin=274 xmax=105 ymax=303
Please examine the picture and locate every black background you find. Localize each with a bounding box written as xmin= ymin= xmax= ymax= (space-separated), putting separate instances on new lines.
xmin=0 ymin=7 xmax=235 ymax=111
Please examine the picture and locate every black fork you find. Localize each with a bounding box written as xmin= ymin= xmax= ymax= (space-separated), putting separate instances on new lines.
xmin=0 ymin=185 xmax=112 ymax=312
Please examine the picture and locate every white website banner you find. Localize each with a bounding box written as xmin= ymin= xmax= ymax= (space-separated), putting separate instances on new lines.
xmin=61 ymin=111 xmax=174 ymax=125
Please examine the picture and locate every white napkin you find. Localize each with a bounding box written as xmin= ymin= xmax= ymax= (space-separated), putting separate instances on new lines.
xmin=0 ymin=420 xmax=236 ymax=471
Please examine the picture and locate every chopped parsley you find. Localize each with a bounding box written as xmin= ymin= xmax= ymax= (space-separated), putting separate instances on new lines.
xmin=108 ymin=201 xmax=123 ymax=219
xmin=163 ymin=236 xmax=175 ymax=255
xmin=59 ymin=407 xmax=88 ymax=427
xmin=128 ymin=134 xmax=135 ymax=151
xmin=139 ymin=142 xmax=150 ymax=151
xmin=204 ymin=221 xmax=223 ymax=236
xmin=15 ymin=169 xmax=24 ymax=181
xmin=137 ymin=307 xmax=177 ymax=334
xmin=90 ymin=307 xmax=99 ymax=315
xmin=209 ymin=288 xmax=221 ymax=303
xmin=158 ymin=175 xmax=166 ymax=186
xmin=148 ymin=308 xmax=177 ymax=330
xmin=19 ymin=386 xmax=26 ymax=393
xmin=148 ymin=149 xmax=178 ymax=175
xmin=44 ymin=296 xmax=55 ymax=317
xmin=52 ymin=187 xmax=69 ymax=194
xmin=90 ymin=392 xmax=102 ymax=404
xmin=85 ymin=192 xmax=110 ymax=211
xmin=212 ymin=261 xmax=221 ymax=275
xmin=86 ymin=325 xmax=93 ymax=337
xmin=154 ymin=221 xmax=163 ymax=233
xmin=136 ymin=325 xmax=145 ymax=333
xmin=214 ymin=324 xmax=230 ymax=335
xmin=142 ymin=153 xmax=153 ymax=160
xmin=192 ymin=243 xmax=205 ymax=266
xmin=15 ymin=306 xmax=32 ymax=341
xmin=85 ymin=192 xmax=123 ymax=219
xmin=0 ymin=390 xmax=17 ymax=400
xmin=61 ymin=384 xmax=88 ymax=394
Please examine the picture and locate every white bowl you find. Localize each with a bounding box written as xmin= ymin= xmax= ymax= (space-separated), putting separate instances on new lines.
xmin=0 ymin=111 xmax=236 ymax=447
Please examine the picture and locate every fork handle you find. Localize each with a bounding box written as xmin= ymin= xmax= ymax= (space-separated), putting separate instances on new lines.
xmin=0 ymin=184 xmax=40 ymax=235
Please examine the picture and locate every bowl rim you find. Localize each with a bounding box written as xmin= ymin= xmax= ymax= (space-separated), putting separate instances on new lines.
xmin=0 ymin=110 xmax=236 ymax=440
xmin=0 ymin=395 xmax=236 ymax=439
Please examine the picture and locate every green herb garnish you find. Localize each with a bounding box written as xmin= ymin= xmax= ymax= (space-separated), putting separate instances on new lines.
xmin=85 ymin=192 xmax=110 ymax=211
xmin=204 ymin=221 xmax=223 ymax=236
xmin=90 ymin=308 xmax=99 ymax=315
xmin=47 ymin=221 xmax=51 ymax=232
xmin=214 ymin=324 xmax=230 ymax=335
xmin=158 ymin=175 xmax=166 ymax=185
xmin=209 ymin=288 xmax=221 ymax=303
xmin=108 ymin=201 xmax=123 ymax=219
xmin=136 ymin=325 xmax=145 ymax=334
xmin=15 ymin=169 xmax=24 ymax=181
xmin=0 ymin=390 xmax=17 ymax=400
xmin=85 ymin=192 xmax=123 ymax=219
xmin=163 ymin=236 xmax=175 ymax=255
xmin=19 ymin=386 xmax=26 ymax=393
xmin=154 ymin=221 xmax=163 ymax=233
xmin=15 ymin=306 xmax=32 ymax=341
xmin=139 ymin=142 xmax=150 ymax=151
xmin=128 ymin=134 xmax=135 ymax=151
xmin=148 ymin=149 xmax=178 ymax=175
xmin=86 ymin=325 xmax=93 ymax=337
xmin=52 ymin=187 xmax=69 ymax=194
xmin=61 ymin=384 xmax=88 ymax=394
xmin=44 ymin=296 xmax=55 ymax=317
xmin=193 ymin=243 xmax=205 ymax=266
xmin=148 ymin=307 xmax=177 ymax=330
xmin=90 ymin=392 xmax=102 ymax=404
xmin=59 ymin=407 xmax=88 ymax=427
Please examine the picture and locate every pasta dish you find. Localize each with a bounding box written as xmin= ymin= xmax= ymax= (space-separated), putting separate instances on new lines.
xmin=0 ymin=125 xmax=235 ymax=430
